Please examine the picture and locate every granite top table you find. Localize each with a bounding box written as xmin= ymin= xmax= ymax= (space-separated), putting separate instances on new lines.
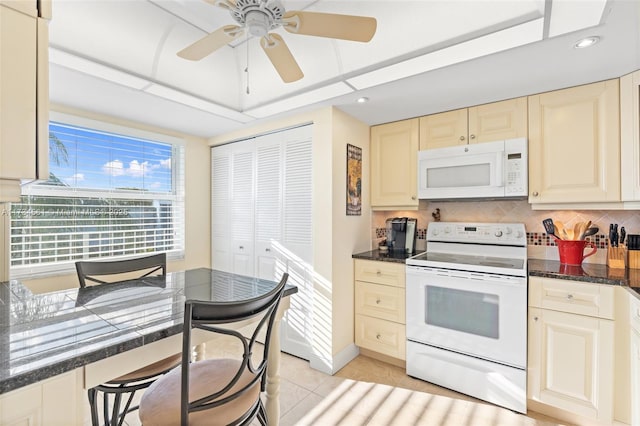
xmin=0 ymin=268 xmax=297 ymax=395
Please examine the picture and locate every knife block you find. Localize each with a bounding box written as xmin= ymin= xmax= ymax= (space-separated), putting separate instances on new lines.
xmin=628 ymin=250 xmax=640 ymax=269
xmin=607 ymin=246 xmax=627 ymax=269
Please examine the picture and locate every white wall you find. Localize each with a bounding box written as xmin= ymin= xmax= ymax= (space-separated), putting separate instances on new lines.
xmin=13 ymin=104 xmax=211 ymax=293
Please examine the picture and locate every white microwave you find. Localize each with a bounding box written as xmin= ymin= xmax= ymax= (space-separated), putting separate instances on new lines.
xmin=418 ymin=138 xmax=527 ymax=200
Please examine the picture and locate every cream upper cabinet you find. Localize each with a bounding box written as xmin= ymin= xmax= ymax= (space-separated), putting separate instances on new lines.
xmin=528 ymin=79 xmax=620 ymax=205
xmin=528 ymin=277 xmax=614 ymax=424
xmin=370 ymin=118 xmax=419 ymax=209
xmin=0 ymin=2 xmax=49 ymax=201
xmin=621 ymin=70 xmax=640 ymax=202
xmin=419 ymin=97 xmax=527 ymax=150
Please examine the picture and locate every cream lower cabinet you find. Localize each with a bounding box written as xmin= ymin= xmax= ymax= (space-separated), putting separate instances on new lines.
xmin=354 ymin=259 xmax=406 ymax=361
xmin=370 ymin=119 xmax=419 ymax=210
xmin=528 ymin=277 xmax=614 ymax=424
xmin=629 ymin=294 xmax=640 ymax=425
xmin=528 ymin=79 xmax=620 ymax=206
xmin=0 ymin=370 xmax=83 ymax=426
xmin=418 ymin=97 xmax=527 ymax=150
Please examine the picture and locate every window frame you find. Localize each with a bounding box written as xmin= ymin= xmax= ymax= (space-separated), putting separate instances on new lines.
xmin=10 ymin=111 xmax=186 ymax=279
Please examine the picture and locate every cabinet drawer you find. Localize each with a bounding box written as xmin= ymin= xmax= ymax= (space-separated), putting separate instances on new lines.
xmin=630 ymin=294 xmax=640 ymax=335
xmin=529 ymin=277 xmax=614 ymax=319
xmin=354 ymin=259 xmax=405 ymax=288
xmin=355 ymin=314 xmax=406 ymax=360
xmin=355 ymin=281 xmax=405 ymax=323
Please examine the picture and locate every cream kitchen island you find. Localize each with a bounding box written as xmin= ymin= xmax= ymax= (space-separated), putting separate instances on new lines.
xmin=0 ymin=268 xmax=296 ymax=425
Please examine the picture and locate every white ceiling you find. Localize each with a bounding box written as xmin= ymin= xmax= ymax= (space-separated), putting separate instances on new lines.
xmin=48 ymin=0 xmax=640 ymax=138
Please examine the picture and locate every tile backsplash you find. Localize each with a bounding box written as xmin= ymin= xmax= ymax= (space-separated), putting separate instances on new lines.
xmin=372 ymin=199 xmax=640 ymax=265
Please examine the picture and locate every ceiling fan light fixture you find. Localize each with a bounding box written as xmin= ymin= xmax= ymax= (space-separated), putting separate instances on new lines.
xmin=574 ymin=36 xmax=600 ymax=49
xmin=245 ymin=10 xmax=270 ymax=37
xmin=356 ymin=96 xmax=369 ymax=103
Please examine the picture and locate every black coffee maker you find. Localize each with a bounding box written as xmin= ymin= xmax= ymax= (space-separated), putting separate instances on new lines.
xmin=385 ymin=217 xmax=417 ymax=253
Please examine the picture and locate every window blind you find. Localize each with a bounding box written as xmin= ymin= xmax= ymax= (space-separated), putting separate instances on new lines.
xmin=10 ymin=120 xmax=185 ymax=278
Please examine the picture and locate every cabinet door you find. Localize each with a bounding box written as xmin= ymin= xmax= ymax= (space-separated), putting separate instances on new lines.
xmin=528 ymin=308 xmax=614 ymax=423
xmin=621 ymin=70 xmax=640 ymax=201
xmin=419 ymin=109 xmax=467 ymax=150
xmin=230 ymin=146 xmax=255 ymax=276
xmin=211 ymin=145 xmax=232 ymax=272
xmin=468 ymin=97 xmax=527 ymax=143
xmin=528 ymin=80 xmax=620 ymax=204
xmin=632 ymin=328 xmax=640 ymax=425
xmin=371 ymin=119 xmax=419 ymax=208
xmin=254 ymin=135 xmax=281 ymax=280
xmin=0 ymin=5 xmax=37 ymax=181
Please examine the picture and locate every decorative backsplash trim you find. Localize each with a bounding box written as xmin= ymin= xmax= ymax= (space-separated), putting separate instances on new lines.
xmin=377 ymin=228 xmax=611 ymax=248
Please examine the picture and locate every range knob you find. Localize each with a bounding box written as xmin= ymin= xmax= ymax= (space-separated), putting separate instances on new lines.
xmin=505 ymin=227 xmax=513 ymax=235
xmin=444 ymin=227 xmax=451 ymax=234
xmin=432 ymin=228 xmax=439 ymax=236
xmin=494 ymin=230 xmax=503 ymax=237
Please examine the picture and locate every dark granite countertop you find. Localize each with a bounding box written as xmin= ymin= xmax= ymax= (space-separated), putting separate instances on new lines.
xmin=352 ymin=249 xmax=423 ymax=264
xmin=0 ymin=268 xmax=297 ymax=395
xmin=528 ymin=258 xmax=640 ymax=299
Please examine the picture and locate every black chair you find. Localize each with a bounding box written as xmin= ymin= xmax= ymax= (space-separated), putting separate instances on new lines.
xmin=75 ymin=253 xmax=182 ymax=426
xmin=139 ymin=272 xmax=289 ymax=426
xmin=75 ymin=253 xmax=167 ymax=288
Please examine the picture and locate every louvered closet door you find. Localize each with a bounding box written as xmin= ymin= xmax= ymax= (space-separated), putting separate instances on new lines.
xmin=230 ymin=143 xmax=255 ymax=276
xmin=255 ymin=134 xmax=282 ymax=280
xmin=211 ymin=145 xmax=232 ymax=272
xmin=279 ymin=126 xmax=313 ymax=360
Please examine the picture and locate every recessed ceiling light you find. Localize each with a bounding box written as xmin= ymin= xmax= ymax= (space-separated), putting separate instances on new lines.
xmin=356 ymin=97 xmax=369 ymax=103
xmin=574 ymin=36 xmax=600 ymax=49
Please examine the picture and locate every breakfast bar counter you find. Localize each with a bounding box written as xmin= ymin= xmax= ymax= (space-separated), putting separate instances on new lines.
xmin=0 ymin=268 xmax=297 ymax=425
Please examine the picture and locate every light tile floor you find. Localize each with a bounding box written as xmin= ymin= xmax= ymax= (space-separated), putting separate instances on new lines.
xmin=88 ymin=337 xmax=567 ymax=425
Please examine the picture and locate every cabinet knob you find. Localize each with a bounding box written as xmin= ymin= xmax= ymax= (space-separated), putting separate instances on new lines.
xmin=533 ymin=316 xmax=539 ymax=322
xmin=239 ymin=246 xmax=244 ymax=250
xmin=265 ymin=248 xmax=271 ymax=252
xmin=470 ymin=134 xmax=476 ymax=140
xmin=376 ymin=299 xmax=381 ymax=305
xmin=532 ymin=191 xmax=539 ymax=197
xmin=411 ymin=196 xmax=416 ymax=200
xmin=459 ymin=136 xmax=466 ymax=141
xmin=567 ymin=294 xmax=574 ymax=300
xmin=376 ymin=270 xmax=381 ymax=275
xmin=376 ymin=334 xmax=381 ymax=340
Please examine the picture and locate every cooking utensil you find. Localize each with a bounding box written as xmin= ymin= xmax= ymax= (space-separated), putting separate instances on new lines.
xmin=577 ymin=220 xmax=592 ymax=240
xmin=583 ymin=226 xmax=599 ymax=238
xmin=620 ymin=226 xmax=626 ymax=246
xmin=555 ymin=221 xmax=568 ymax=240
xmin=542 ymin=218 xmax=560 ymax=240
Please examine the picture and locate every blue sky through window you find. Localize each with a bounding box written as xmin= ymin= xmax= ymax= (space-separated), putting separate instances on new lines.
xmin=48 ymin=122 xmax=173 ymax=193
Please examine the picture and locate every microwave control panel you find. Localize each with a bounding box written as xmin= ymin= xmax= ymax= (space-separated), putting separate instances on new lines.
xmin=504 ymin=139 xmax=527 ymax=196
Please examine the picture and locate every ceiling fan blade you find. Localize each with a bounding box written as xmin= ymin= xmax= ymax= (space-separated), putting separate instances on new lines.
xmin=282 ymin=11 xmax=376 ymax=42
xmin=260 ymin=34 xmax=303 ymax=83
xmin=177 ymin=25 xmax=243 ymax=61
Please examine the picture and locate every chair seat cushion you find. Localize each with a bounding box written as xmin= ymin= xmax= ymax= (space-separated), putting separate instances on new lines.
xmin=109 ymin=353 xmax=183 ymax=384
xmin=139 ymin=358 xmax=261 ymax=426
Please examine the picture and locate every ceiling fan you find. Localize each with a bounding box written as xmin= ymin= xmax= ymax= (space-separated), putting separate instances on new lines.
xmin=177 ymin=0 xmax=377 ymax=83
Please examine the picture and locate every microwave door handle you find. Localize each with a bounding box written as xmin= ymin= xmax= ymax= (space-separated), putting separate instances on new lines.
xmin=494 ymin=151 xmax=504 ymax=187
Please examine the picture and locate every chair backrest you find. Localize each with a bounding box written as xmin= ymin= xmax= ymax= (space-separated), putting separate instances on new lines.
xmin=180 ymin=272 xmax=289 ymax=425
xmin=75 ymin=253 xmax=167 ymax=288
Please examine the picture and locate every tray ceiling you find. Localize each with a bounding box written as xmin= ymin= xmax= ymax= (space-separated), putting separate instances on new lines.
xmin=48 ymin=0 xmax=640 ymax=137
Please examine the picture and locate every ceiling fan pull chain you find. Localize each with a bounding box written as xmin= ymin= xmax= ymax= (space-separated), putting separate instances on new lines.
xmin=245 ymin=33 xmax=250 ymax=94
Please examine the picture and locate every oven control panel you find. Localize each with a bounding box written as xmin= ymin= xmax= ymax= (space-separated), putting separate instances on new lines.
xmin=427 ymin=222 xmax=526 ymax=246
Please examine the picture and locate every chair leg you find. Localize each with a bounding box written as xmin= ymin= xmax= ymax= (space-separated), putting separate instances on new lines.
xmin=88 ymin=388 xmax=100 ymax=426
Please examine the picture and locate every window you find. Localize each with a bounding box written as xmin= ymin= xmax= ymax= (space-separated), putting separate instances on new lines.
xmin=10 ymin=113 xmax=185 ymax=278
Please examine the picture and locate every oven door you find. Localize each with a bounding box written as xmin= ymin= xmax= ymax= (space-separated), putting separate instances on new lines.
xmin=406 ymin=265 xmax=526 ymax=368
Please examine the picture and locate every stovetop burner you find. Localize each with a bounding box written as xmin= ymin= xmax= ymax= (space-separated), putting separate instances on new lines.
xmin=406 ymin=222 xmax=527 ymax=277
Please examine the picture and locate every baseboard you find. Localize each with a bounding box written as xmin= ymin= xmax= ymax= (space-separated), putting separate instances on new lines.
xmin=309 ymin=343 xmax=360 ymax=375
